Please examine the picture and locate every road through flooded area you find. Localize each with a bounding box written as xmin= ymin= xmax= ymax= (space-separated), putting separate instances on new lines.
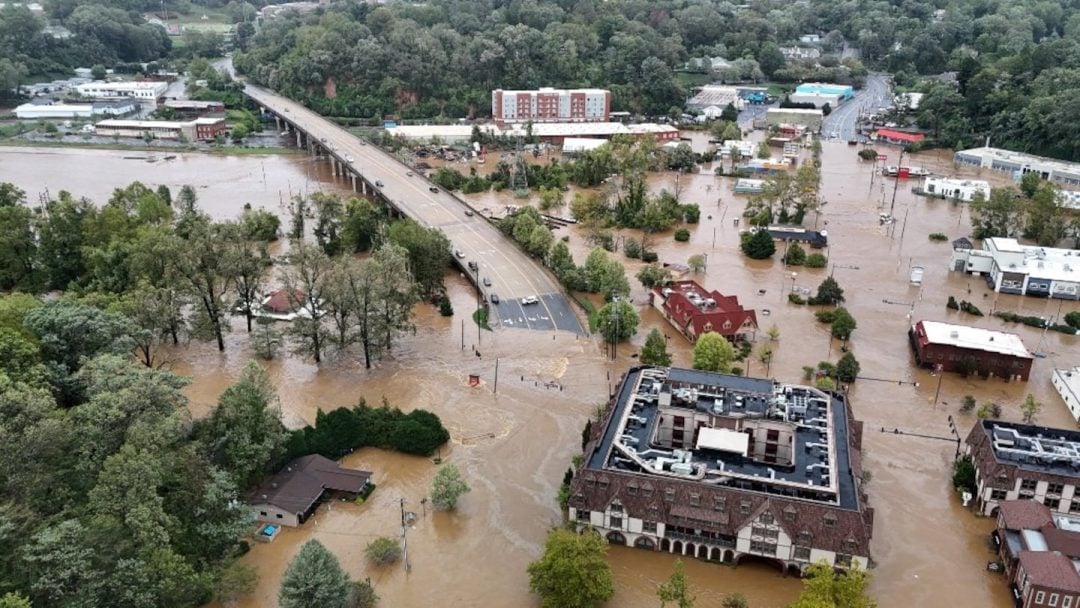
xmin=4 ymin=143 xmax=1077 ymax=607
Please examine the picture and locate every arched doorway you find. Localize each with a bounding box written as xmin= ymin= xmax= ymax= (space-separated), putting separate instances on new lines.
xmin=735 ymin=553 xmax=787 ymax=573
xmin=661 ymin=538 xmax=671 ymax=552
xmin=685 ymin=543 xmax=695 ymax=556
xmin=672 ymin=540 xmax=683 ymax=555
xmin=787 ymin=564 xmax=804 ymax=577
xmin=606 ymin=531 xmax=626 ymax=545
xmin=697 ymin=545 xmax=709 ymax=559
xmin=635 ymin=536 xmax=656 ymax=550
xmin=723 ymin=550 xmax=735 ymax=563
xmin=710 ymin=547 xmax=722 ymax=561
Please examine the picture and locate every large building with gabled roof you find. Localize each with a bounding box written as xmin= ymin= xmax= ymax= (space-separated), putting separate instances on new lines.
xmin=567 ymin=366 xmax=874 ymax=574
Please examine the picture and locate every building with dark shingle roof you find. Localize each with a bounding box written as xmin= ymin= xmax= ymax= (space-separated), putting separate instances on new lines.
xmin=965 ymin=420 xmax=1080 ymax=517
xmin=568 ymin=366 xmax=873 ymax=574
xmin=249 ymin=454 xmax=372 ymax=527
xmin=649 ymin=281 xmax=758 ymax=344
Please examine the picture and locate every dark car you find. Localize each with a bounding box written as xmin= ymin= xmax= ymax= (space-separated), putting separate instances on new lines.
xmin=467 ymin=261 xmax=478 ymax=271
xmin=490 ymin=293 xmax=499 ymax=304
xmin=482 ymin=277 xmax=492 ymax=286
xmin=375 ymin=180 xmax=384 ymax=187
xmin=465 ymin=210 xmax=474 ymax=217
xmin=429 ymin=186 xmax=440 ymax=193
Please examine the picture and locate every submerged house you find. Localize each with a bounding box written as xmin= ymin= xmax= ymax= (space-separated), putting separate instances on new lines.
xmin=650 ymin=280 xmax=758 ymax=343
xmin=249 ymin=455 xmax=373 ymax=527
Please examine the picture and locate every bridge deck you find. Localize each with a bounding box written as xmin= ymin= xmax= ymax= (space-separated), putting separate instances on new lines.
xmin=244 ymin=85 xmax=583 ymax=334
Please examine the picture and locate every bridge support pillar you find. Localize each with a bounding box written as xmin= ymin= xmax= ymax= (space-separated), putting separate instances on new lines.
xmin=275 ymin=116 xmax=281 ymax=131
xmin=295 ymin=131 xmax=302 ymax=148
xmin=361 ymin=180 xmax=367 ymax=196
xmin=331 ymin=159 xmax=337 ymax=177
xmin=350 ymin=174 xmax=357 ymax=192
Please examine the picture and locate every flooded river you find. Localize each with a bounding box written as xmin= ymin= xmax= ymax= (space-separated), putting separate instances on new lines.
xmin=4 ymin=143 xmax=1078 ymax=607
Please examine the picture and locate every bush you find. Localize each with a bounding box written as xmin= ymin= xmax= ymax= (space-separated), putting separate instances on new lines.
xmin=961 ymin=395 xmax=977 ymax=413
xmin=682 ymin=204 xmax=701 ymax=224
xmin=929 ymin=233 xmax=948 ymax=242
xmin=947 ymin=295 xmax=960 ymax=310
xmin=740 ymin=229 xmax=776 ymax=259
xmin=642 ymin=251 xmax=659 ymax=263
xmin=952 ymin=454 xmax=976 ymax=493
xmin=673 ymin=228 xmax=691 ymax=242
xmin=836 ymin=352 xmax=860 ymax=383
xmin=815 ymin=310 xmax=836 ymax=323
xmin=365 ymin=537 xmax=402 ymax=566
xmin=959 ymin=300 xmax=983 ymax=316
xmin=438 ymin=295 xmax=453 ymax=316
xmin=804 ymin=253 xmax=827 ymax=268
xmin=284 ymin=399 xmax=451 ymax=460
xmin=1066 ymin=311 xmax=1080 ymax=329
xmin=623 ymin=237 xmax=642 ymax=259
xmin=783 ymin=243 xmax=807 ymax=265
xmin=788 ymin=293 xmax=806 ymax=304
xmin=858 ymin=149 xmax=879 ymax=160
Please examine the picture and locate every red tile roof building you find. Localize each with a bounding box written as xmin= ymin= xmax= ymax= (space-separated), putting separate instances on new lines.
xmin=649 ymin=280 xmax=758 ymax=343
xmin=874 ymin=128 xmax=925 ymax=145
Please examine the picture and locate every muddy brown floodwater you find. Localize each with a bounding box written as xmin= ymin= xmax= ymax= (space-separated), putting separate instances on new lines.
xmin=4 ymin=142 xmax=1078 ymax=608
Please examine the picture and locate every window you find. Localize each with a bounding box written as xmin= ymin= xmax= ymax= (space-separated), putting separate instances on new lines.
xmin=824 ymin=515 xmax=837 ymax=528
xmin=784 ymin=508 xmax=797 ymax=522
xmin=1021 ymin=479 xmax=1038 ymax=492
xmin=610 ymin=516 xmax=623 ymax=529
xmin=714 ymin=497 xmax=726 ymax=512
xmin=673 ymin=416 xmax=686 ymax=428
xmin=793 ymin=546 xmax=811 ymax=561
xmin=643 ymin=521 xmax=657 ymax=534
xmin=259 ymin=511 xmax=268 ymax=517
xmin=627 ymin=484 xmax=638 ymax=496
xmin=577 ymin=510 xmax=591 ymax=521
xmin=767 ymin=429 xmax=780 ymax=441
xmin=1045 ymin=498 xmax=1061 ymax=511
xmin=798 ymin=531 xmax=812 ymax=545
xmin=991 ymin=489 xmax=1008 ymax=501
xmin=843 ymin=539 xmax=857 ymax=553
xmin=740 ymin=501 xmax=751 ymax=515
xmin=1048 ymin=483 xmax=1065 ymax=496
xmin=672 ymin=429 xmax=685 ymax=441
xmin=276 ymin=514 xmax=283 ymax=519
xmin=759 ymin=512 xmax=774 ymax=525
xmin=1049 ymin=593 xmax=1059 ymax=607
xmin=1063 ymin=596 xmax=1072 ymax=608
xmin=643 ymin=486 xmax=654 ymax=498
xmin=610 ymin=503 xmax=623 ymax=513
xmin=665 ymin=488 xmax=676 ymax=502
xmin=689 ymin=493 xmax=701 ymax=507
xmin=835 ymin=554 xmax=852 ymax=568
xmin=750 ymin=541 xmax=777 ymax=555
xmin=1036 ymin=592 xmax=1045 ymax=604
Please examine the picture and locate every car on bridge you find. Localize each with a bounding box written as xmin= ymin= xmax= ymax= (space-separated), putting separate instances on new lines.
xmin=429 ymin=186 xmax=439 ymax=193
xmin=482 ymin=277 xmax=492 ymax=286
xmin=454 ymin=249 xmax=465 ymax=259
xmin=490 ymin=293 xmax=500 ymax=304
xmin=375 ymin=180 xmax=384 ymax=187
xmin=521 ymin=296 xmax=539 ymax=305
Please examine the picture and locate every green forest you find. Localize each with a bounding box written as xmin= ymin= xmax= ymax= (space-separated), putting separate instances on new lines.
xmin=229 ymin=0 xmax=1080 ymax=160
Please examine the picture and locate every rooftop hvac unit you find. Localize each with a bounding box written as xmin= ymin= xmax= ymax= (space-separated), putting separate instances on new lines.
xmin=671 ymin=462 xmax=694 ymax=475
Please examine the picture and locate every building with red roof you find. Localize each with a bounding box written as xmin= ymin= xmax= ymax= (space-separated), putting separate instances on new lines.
xmin=874 ymin=128 xmax=925 ymax=145
xmin=649 ymin=280 xmax=758 ymax=343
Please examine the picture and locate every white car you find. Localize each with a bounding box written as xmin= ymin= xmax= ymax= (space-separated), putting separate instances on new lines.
xmin=521 ymin=296 xmax=539 ymax=305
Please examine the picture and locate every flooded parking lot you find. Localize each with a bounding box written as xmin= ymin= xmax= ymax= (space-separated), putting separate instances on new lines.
xmin=3 ymin=142 xmax=1076 ymax=607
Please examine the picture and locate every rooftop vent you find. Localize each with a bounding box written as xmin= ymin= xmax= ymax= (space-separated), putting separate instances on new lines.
xmin=950 ymin=330 xmax=959 ymax=338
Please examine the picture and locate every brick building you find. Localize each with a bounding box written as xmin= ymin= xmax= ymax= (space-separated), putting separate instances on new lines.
xmin=649 ymin=280 xmax=758 ymax=343
xmin=568 ymin=366 xmax=874 ymax=575
xmin=993 ymin=500 xmax=1080 ymax=608
xmin=491 ymin=88 xmax=610 ymax=124
xmin=965 ymin=420 xmax=1080 ymax=517
xmin=909 ymin=320 xmax=1034 ymax=381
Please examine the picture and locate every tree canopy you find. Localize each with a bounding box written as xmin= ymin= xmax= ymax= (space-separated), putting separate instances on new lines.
xmin=528 ymin=528 xmax=614 ymax=608
xmin=692 ymin=332 xmax=736 ymax=373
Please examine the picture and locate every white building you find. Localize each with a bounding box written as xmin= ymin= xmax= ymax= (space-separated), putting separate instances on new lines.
xmin=491 ymin=88 xmax=610 ymax=123
xmin=920 ymin=176 xmax=991 ymax=202
xmin=718 ymin=140 xmax=755 ymax=157
xmin=75 ymin=80 xmax=169 ymax=100
xmin=14 ymin=100 xmax=135 ymax=119
xmin=561 ymin=138 xmax=609 ymax=155
xmin=950 ymin=237 xmax=1080 ymax=299
xmin=766 ymin=108 xmax=824 ymax=131
xmin=788 ymin=92 xmax=842 ymax=109
xmin=383 ymin=124 xmax=485 ymax=144
xmin=686 ymin=86 xmax=745 ymax=112
xmin=1053 ymin=368 xmax=1080 ymax=422
xmin=897 ymin=92 xmax=924 ymax=111
xmin=955 ymin=147 xmax=1080 ymax=189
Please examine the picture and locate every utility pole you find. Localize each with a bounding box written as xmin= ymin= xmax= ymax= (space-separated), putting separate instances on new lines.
xmin=494 ymin=358 xmax=499 ymax=394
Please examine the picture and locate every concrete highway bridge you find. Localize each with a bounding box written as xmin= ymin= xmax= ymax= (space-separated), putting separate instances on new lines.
xmin=244 ymin=84 xmax=583 ymax=334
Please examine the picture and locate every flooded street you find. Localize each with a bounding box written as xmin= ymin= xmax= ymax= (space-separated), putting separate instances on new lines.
xmin=4 ymin=143 xmax=1078 ymax=607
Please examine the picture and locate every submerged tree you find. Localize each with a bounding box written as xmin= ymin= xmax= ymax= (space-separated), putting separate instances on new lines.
xmin=528 ymin=528 xmax=614 ymax=608
xmin=279 ymin=540 xmax=350 ymax=608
